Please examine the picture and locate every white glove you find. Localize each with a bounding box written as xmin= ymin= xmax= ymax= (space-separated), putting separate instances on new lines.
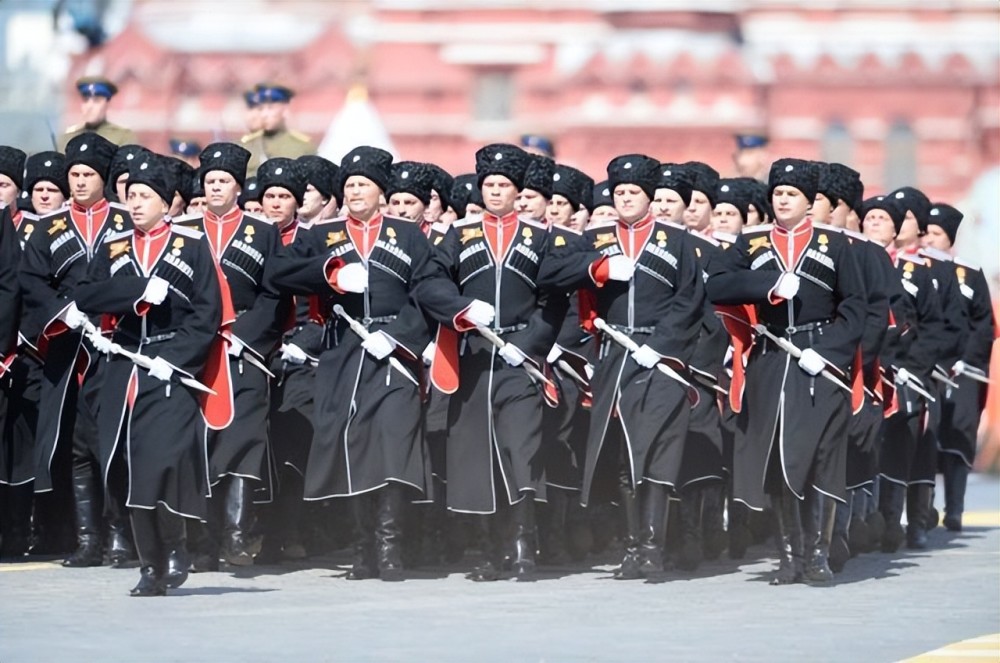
xmin=336 ymin=263 xmax=369 ymax=293
xmin=227 ymin=336 xmax=245 ymax=358
xmin=895 ymin=367 xmax=913 ymax=386
xmin=61 ymin=302 xmax=89 ymax=330
xmin=147 ymin=356 xmax=174 ymax=382
xmin=631 ymin=344 xmax=661 ymax=369
xmin=951 ymin=360 xmax=967 ymax=377
xmin=281 ymin=343 xmax=307 ymax=365
xmin=421 ymin=342 xmax=436 ymax=366
xmin=773 ymin=273 xmax=801 ymax=300
xmin=90 ymin=334 xmax=115 ymax=355
xmin=361 ymin=330 xmax=396 ymax=360
xmin=798 ymin=348 xmax=826 ymax=376
xmin=498 ymin=343 xmax=527 ymax=367
xmin=143 ymin=276 xmax=170 ymax=306
xmin=545 ymin=344 xmax=563 ymax=364
xmin=464 ymin=300 xmax=496 ymax=328
xmin=607 ymin=255 xmax=635 ymax=282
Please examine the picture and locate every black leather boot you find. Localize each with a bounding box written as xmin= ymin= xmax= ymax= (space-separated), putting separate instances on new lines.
xmin=540 ymin=488 xmax=570 ymax=566
xmin=63 ymin=470 xmax=104 ymax=567
xmin=700 ymin=483 xmax=727 ymax=561
xmin=158 ymin=508 xmax=189 ymax=589
xmin=0 ymin=484 xmax=33 ymax=559
xmin=565 ymin=498 xmax=592 ymax=563
xmin=346 ymin=492 xmax=377 ymax=580
xmin=222 ymin=477 xmax=260 ymax=566
xmin=511 ymin=494 xmax=537 ymax=581
xmin=129 ymin=509 xmax=165 ymax=597
xmin=638 ymin=482 xmax=667 ymax=577
xmin=376 ymin=485 xmax=405 ymax=582
xmin=771 ymin=487 xmax=804 ymax=585
xmin=803 ymin=490 xmax=837 ymax=583
xmin=727 ymin=498 xmax=752 ymax=560
xmin=906 ymin=484 xmax=931 ymax=550
xmin=878 ymin=480 xmax=906 ymax=553
xmin=829 ymin=498 xmax=852 ymax=573
xmin=847 ymin=489 xmax=872 ymax=555
xmin=675 ymin=490 xmax=703 ymax=572
xmin=468 ymin=514 xmax=503 ymax=582
xmin=613 ymin=484 xmax=641 ymax=580
xmin=942 ymin=454 xmax=968 ymax=532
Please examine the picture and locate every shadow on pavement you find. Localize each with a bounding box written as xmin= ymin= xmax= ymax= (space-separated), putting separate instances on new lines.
xmin=170 ymin=586 xmax=279 ymax=597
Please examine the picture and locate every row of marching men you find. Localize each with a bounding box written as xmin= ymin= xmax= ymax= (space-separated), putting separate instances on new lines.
xmin=0 ymin=133 xmax=993 ymax=595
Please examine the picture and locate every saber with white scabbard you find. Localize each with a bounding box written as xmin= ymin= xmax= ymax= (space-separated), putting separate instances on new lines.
xmin=475 ymin=325 xmax=557 ymax=391
xmin=593 ymin=317 xmax=691 ymax=388
xmin=332 ymin=304 xmax=419 ymax=387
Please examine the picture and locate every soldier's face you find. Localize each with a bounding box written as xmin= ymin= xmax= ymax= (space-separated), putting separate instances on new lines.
xmin=388 ymin=192 xmax=426 ymax=221
xmin=466 ymin=202 xmax=484 ymax=216
xmin=438 ymin=208 xmax=458 ymax=225
xmin=771 ymin=185 xmax=810 ymax=227
xmin=343 ymin=176 xmax=382 ymax=221
xmin=262 ymin=187 xmax=298 ymax=225
xmin=845 ymin=208 xmax=861 ymax=233
xmin=482 ymin=176 xmax=518 ymax=216
xmin=921 ymin=224 xmax=952 ymax=251
xmin=115 ymin=172 xmax=129 ymax=204
xmin=299 ymin=183 xmax=328 ymax=220
xmin=829 ymin=199 xmax=851 ymax=229
xmin=613 ymin=184 xmax=650 ymax=224
xmin=745 ymin=204 xmax=762 ymax=227
xmin=683 ymin=190 xmax=712 ymax=232
xmin=711 ymin=203 xmax=744 ymax=236
xmin=897 ymin=211 xmax=920 ymax=244
xmin=243 ymin=200 xmax=263 ymax=215
xmin=811 ymin=193 xmax=833 ymax=223
xmin=169 ymin=192 xmax=186 ymax=218
xmin=187 ymin=197 xmax=207 ymax=215
xmin=127 ymin=183 xmax=168 ymax=231
xmin=589 ymin=205 xmax=619 ymax=227
xmin=733 ymin=147 xmax=767 ymax=179
xmin=81 ymin=96 xmax=109 ymax=125
xmin=203 ymin=171 xmax=240 ymax=214
xmin=546 ymin=194 xmax=573 ymax=227
xmin=516 ymin=189 xmax=548 ymax=220
xmin=652 ymin=187 xmax=685 ymax=222
xmin=259 ymin=102 xmax=286 ymax=132
xmin=245 ymin=106 xmax=262 ymax=132
xmin=32 ymin=181 xmax=66 ymax=214
xmin=68 ymin=165 xmax=104 ymax=206
xmin=0 ymin=174 xmax=18 ymax=207
xmin=424 ymin=189 xmax=444 ymax=224
xmin=862 ymin=210 xmax=896 ymax=246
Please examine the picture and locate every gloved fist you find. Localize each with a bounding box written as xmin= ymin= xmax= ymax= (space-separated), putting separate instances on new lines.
xmin=894 ymin=367 xmax=913 ymax=386
xmin=951 ymin=360 xmax=967 ymax=377
xmin=421 ymin=342 xmax=436 ymax=366
xmin=797 ymin=348 xmax=826 ymax=376
xmin=147 ymin=356 xmax=173 ymax=382
xmin=227 ymin=336 xmax=245 ymax=358
xmin=631 ymin=344 xmax=661 ymax=369
xmin=336 ymin=263 xmax=369 ymax=293
xmin=90 ymin=334 xmax=116 ymax=355
xmin=361 ymin=330 xmax=396 ymax=361
xmin=143 ymin=276 xmax=170 ymax=306
xmin=498 ymin=343 xmax=527 ymax=367
xmin=464 ymin=300 xmax=496 ymax=328
xmin=281 ymin=343 xmax=307 ymax=365
xmin=61 ymin=302 xmax=88 ymax=330
xmin=773 ymin=273 xmax=801 ymax=300
xmin=607 ymin=255 xmax=635 ymax=282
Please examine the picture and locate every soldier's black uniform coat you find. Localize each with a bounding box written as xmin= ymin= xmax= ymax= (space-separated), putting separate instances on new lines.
xmin=706 ymin=221 xmax=865 ymax=509
xmin=271 ymin=214 xmax=433 ymax=500
xmin=175 ymin=211 xmax=288 ymax=498
xmin=417 ymin=212 xmax=566 ymax=514
xmin=0 ymin=207 xmax=22 ymax=483
xmin=543 ymin=215 xmax=704 ymax=506
xmin=877 ymin=249 xmax=946 ymax=487
xmin=73 ymin=223 xmax=222 ymax=519
xmin=18 ymin=200 xmax=132 ymax=492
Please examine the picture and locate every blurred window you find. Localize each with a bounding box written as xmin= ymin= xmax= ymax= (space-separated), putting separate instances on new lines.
xmin=821 ymin=120 xmax=853 ymax=165
xmin=473 ymin=71 xmax=513 ymax=122
xmin=884 ymin=120 xmax=917 ymax=191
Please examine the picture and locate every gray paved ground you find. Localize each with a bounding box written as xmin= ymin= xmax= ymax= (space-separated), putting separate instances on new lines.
xmin=2 ymin=474 xmax=998 ymax=663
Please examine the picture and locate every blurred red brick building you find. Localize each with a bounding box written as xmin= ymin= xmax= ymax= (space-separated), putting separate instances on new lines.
xmin=62 ymin=0 xmax=999 ymax=199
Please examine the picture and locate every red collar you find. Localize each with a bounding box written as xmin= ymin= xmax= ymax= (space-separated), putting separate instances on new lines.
xmin=135 ymin=220 xmax=170 ymax=239
xmin=70 ymin=198 xmax=109 ymax=215
xmin=773 ymin=218 xmax=812 ymax=237
xmin=483 ymin=210 xmax=519 ymax=226
xmin=204 ymin=206 xmax=242 ymax=225
xmin=617 ymin=212 xmax=654 ymax=232
xmin=346 ymin=212 xmax=383 ymax=229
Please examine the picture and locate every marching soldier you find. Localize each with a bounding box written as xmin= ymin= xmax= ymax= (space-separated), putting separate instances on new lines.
xmin=682 ymin=162 xmax=719 ymax=234
xmin=169 ymin=138 xmax=202 ymax=169
xmin=25 ymin=152 xmax=70 ymax=216
xmin=20 ymin=133 xmax=136 ymax=568
xmin=174 ymin=143 xmax=288 ymax=568
xmin=588 ymin=181 xmax=618 ymax=226
xmin=651 ymin=164 xmax=692 ymax=224
xmin=547 ymin=153 xmax=705 ymax=579
xmin=418 ymin=143 xmax=566 ymax=581
xmin=423 ymin=164 xmax=454 ymax=228
xmin=516 ymin=155 xmax=554 ymax=222
xmin=271 ymin=146 xmax=434 ymax=581
xmin=296 ymin=155 xmax=340 ymax=224
xmin=58 ymin=77 xmax=138 ymax=151
xmin=106 ymin=145 xmax=148 ymax=204
xmin=545 ymin=164 xmax=592 ymax=233
xmin=241 ymin=83 xmax=316 ymax=177
xmin=920 ymin=203 xmax=995 ymax=532
xmin=386 ymin=161 xmax=436 ymax=228
xmin=73 ymin=153 xmax=223 ymax=596
xmin=0 ymin=204 xmax=21 ymax=552
xmin=706 ymin=159 xmax=866 ymax=585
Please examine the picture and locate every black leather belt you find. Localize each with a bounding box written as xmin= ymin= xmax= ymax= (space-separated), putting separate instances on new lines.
xmin=607 ymin=323 xmax=655 ymax=335
xmin=764 ymin=319 xmax=832 ymax=338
